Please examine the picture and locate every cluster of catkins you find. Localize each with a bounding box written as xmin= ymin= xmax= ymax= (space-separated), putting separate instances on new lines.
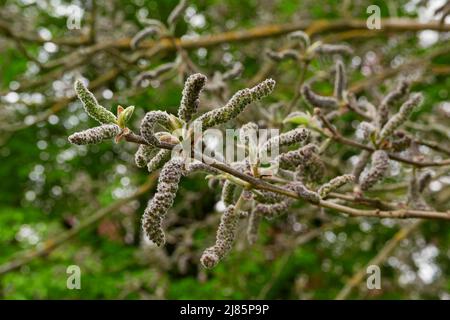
xmin=68 ymin=70 xmax=360 ymax=269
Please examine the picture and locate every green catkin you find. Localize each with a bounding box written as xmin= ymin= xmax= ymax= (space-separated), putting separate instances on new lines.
xmin=376 ymin=80 xmax=409 ymax=129
xmin=147 ymin=149 xmax=172 ymax=173
xmin=334 ymin=60 xmax=346 ymax=101
xmin=74 ymin=80 xmax=117 ymax=125
xmin=68 ymin=124 xmax=120 ymax=145
xmin=359 ymin=150 xmax=389 ymax=191
xmin=259 ymin=128 xmax=310 ymax=157
xmin=246 ymin=210 xmax=261 ymax=245
xmin=221 ymin=180 xmax=236 ymax=206
xmin=142 ymin=157 xmax=184 ymax=246
xmin=200 ymin=205 xmax=239 ymax=268
xmin=178 ymin=73 xmax=207 ymax=122
xmin=167 ymin=0 xmax=188 ymax=26
xmin=318 ymin=174 xmax=355 ymax=198
xmin=196 ymin=78 xmax=275 ymax=129
xmin=135 ymin=144 xmax=155 ymax=168
xmin=130 ymin=26 xmax=159 ymax=49
xmin=140 ymin=111 xmax=172 ymax=146
xmin=352 ymin=150 xmax=371 ymax=182
xmin=302 ymin=85 xmax=338 ymax=109
xmin=266 ymin=49 xmax=300 ymax=62
xmin=378 ymin=93 xmax=423 ymax=142
xmin=314 ymin=43 xmax=354 ymax=56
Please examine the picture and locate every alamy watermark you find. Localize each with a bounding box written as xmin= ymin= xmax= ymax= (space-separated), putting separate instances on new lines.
xmin=66 ymin=265 xmax=81 ymax=290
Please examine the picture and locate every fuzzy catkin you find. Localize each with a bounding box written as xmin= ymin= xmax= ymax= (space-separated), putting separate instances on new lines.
xmin=418 ymin=171 xmax=432 ymax=193
xmin=135 ymin=144 xmax=155 ymax=168
xmin=260 ymin=128 xmax=310 ymax=157
xmin=376 ymin=80 xmax=409 ymax=129
xmin=359 ymin=150 xmax=389 ymax=191
xmin=167 ymin=0 xmax=188 ymax=26
xmin=390 ymin=131 xmax=412 ymax=152
xmin=266 ymin=49 xmax=300 ymax=62
xmin=357 ymin=121 xmax=376 ymax=141
xmin=147 ymin=149 xmax=172 ymax=173
xmin=246 ymin=210 xmax=261 ymax=245
xmin=378 ymin=93 xmax=423 ymax=142
xmin=334 ymin=60 xmax=346 ymax=101
xmin=186 ymin=161 xmax=220 ymax=175
xmin=74 ymin=80 xmax=117 ymax=125
xmin=288 ymin=31 xmax=310 ymax=49
xmin=254 ymin=198 xmax=293 ymax=219
xmin=253 ymin=189 xmax=287 ymax=204
xmin=222 ymin=62 xmax=243 ymax=81
xmin=142 ymin=157 xmax=184 ymax=246
xmin=196 ymin=79 xmax=275 ymax=129
xmin=130 ymin=26 xmax=159 ymax=49
xmin=302 ymin=85 xmax=338 ymax=109
xmin=221 ymin=180 xmax=236 ymax=206
xmin=352 ymin=150 xmax=371 ymax=182
xmin=289 ymin=182 xmax=321 ymax=203
xmin=276 ymin=143 xmax=320 ymax=170
xmin=140 ymin=111 xmax=172 ymax=146
xmin=200 ymin=205 xmax=239 ymax=269
xmin=314 ymin=44 xmax=354 ymax=56
xmin=318 ymin=174 xmax=355 ymax=198
xmin=134 ymin=62 xmax=176 ymax=86
xmin=68 ymin=124 xmax=120 ymax=145
xmin=178 ymin=73 xmax=207 ymax=122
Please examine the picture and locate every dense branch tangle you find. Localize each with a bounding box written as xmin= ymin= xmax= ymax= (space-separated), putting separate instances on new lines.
xmin=66 ymin=42 xmax=450 ymax=268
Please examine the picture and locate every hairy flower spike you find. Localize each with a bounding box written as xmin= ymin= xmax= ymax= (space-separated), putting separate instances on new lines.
xmin=74 ymin=80 xmax=117 ymax=125
xmin=352 ymin=150 xmax=371 ymax=182
xmin=254 ymin=198 xmax=293 ymax=219
xmin=140 ymin=111 xmax=172 ymax=146
xmin=376 ymin=80 xmax=409 ymax=129
xmin=221 ymin=180 xmax=236 ymax=206
xmin=318 ymin=174 xmax=355 ymax=198
xmin=142 ymin=157 xmax=184 ymax=246
xmin=266 ymin=49 xmax=300 ymax=62
xmin=178 ymin=73 xmax=207 ymax=122
xmin=197 ymin=79 xmax=275 ymax=129
xmin=290 ymin=182 xmax=321 ymax=203
xmin=167 ymin=0 xmax=188 ymax=26
xmin=186 ymin=161 xmax=220 ymax=175
xmin=276 ymin=143 xmax=320 ymax=170
xmin=302 ymin=85 xmax=338 ymax=109
xmin=246 ymin=210 xmax=261 ymax=245
xmin=135 ymin=144 xmax=155 ymax=168
xmin=357 ymin=121 xmax=376 ymax=141
xmin=147 ymin=149 xmax=172 ymax=173
xmin=378 ymin=93 xmax=423 ymax=143
xmin=418 ymin=171 xmax=432 ymax=193
xmin=314 ymin=43 xmax=354 ymax=56
xmin=222 ymin=62 xmax=243 ymax=81
xmin=134 ymin=62 xmax=176 ymax=87
xmin=334 ymin=60 xmax=346 ymax=101
xmin=359 ymin=150 xmax=389 ymax=191
xmin=200 ymin=205 xmax=239 ymax=268
xmin=289 ymin=31 xmax=310 ymax=49
xmin=130 ymin=26 xmax=159 ymax=50
xmin=68 ymin=124 xmax=120 ymax=145
xmin=260 ymin=128 xmax=310 ymax=157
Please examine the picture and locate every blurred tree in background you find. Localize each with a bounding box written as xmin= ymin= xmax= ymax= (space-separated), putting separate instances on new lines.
xmin=0 ymin=0 xmax=449 ymax=299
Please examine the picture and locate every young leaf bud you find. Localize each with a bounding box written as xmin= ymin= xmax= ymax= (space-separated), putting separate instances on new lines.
xmin=117 ymin=105 xmax=135 ymax=129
